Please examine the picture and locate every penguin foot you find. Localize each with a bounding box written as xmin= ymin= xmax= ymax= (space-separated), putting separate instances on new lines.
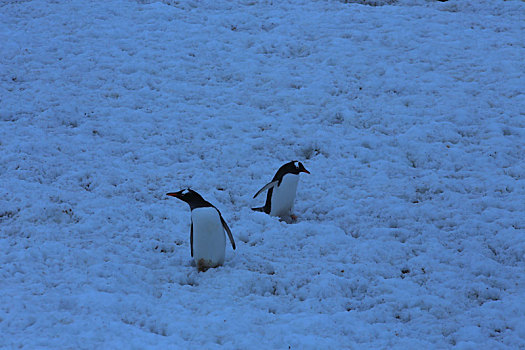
xmin=196 ymin=259 xmax=223 ymax=272
xmin=279 ymin=215 xmax=297 ymax=224
xmin=197 ymin=259 xmax=211 ymax=272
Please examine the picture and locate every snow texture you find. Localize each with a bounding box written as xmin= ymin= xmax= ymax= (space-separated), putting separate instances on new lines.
xmin=1 ymin=0 xmax=524 ymax=348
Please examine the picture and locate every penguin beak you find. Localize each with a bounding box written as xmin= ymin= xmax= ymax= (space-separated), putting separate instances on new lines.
xmin=302 ymin=168 xmax=310 ymax=174
xmin=299 ymin=164 xmax=310 ymax=174
xmin=166 ymin=190 xmax=183 ymax=198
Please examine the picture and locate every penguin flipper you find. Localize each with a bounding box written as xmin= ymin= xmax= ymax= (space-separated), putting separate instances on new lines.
xmin=219 ymin=214 xmax=236 ymax=250
xmin=190 ymin=221 xmax=194 ymax=257
xmin=253 ymin=180 xmax=278 ymax=199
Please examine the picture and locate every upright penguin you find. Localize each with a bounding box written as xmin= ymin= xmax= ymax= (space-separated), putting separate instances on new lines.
xmin=167 ymin=189 xmax=236 ymax=271
xmin=252 ymin=161 xmax=310 ymax=219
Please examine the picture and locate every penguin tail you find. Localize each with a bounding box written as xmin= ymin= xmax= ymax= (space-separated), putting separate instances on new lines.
xmin=251 ymin=206 xmax=265 ymax=212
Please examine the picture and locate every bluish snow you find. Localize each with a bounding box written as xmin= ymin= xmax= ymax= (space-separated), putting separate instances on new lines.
xmin=1 ymin=0 xmax=524 ymax=348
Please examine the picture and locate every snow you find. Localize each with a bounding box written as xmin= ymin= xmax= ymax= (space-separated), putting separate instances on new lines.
xmin=1 ymin=0 xmax=524 ymax=348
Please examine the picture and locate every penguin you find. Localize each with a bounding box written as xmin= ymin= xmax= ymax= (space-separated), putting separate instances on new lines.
xmin=166 ymin=189 xmax=236 ymax=271
xmin=252 ymin=161 xmax=310 ymax=219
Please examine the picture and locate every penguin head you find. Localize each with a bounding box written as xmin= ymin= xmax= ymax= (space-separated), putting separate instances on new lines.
xmin=286 ymin=160 xmax=310 ymax=175
xmin=167 ymin=189 xmax=211 ymax=210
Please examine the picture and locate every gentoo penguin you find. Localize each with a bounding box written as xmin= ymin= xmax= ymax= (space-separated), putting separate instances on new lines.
xmin=252 ymin=161 xmax=310 ymax=219
xmin=166 ymin=189 xmax=236 ymax=271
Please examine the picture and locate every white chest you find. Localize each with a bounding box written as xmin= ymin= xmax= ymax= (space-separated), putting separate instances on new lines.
xmin=270 ymin=174 xmax=299 ymax=216
xmin=191 ymin=207 xmax=226 ymax=268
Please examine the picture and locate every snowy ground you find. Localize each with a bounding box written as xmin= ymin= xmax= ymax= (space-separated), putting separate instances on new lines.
xmin=1 ymin=0 xmax=524 ymax=348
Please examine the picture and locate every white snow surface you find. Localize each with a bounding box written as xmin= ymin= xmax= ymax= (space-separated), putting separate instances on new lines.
xmin=1 ymin=0 xmax=524 ymax=348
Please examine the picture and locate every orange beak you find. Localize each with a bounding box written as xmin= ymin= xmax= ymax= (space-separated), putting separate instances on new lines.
xmin=298 ymin=162 xmax=310 ymax=174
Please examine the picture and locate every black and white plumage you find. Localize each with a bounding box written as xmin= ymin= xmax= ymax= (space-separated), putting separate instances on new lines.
xmin=167 ymin=189 xmax=235 ymax=271
xmin=252 ymin=161 xmax=310 ymax=218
